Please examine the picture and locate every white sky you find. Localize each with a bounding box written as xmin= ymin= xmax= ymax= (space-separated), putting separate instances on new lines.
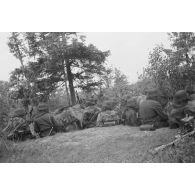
xmin=0 ymin=32 xmax=170 ymax=83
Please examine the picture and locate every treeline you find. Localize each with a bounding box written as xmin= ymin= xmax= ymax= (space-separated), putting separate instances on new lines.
xmin=139 ymin=32 xmax=195 ymax=96
xmin=0 ymin=32 xmax=130 ymax=129
xmin=6 ymin=32 xmax=133 ymax=106
xmin=1 ymin=32 xmax=195 ymax=129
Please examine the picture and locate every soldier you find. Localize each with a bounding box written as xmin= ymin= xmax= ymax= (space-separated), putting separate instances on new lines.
xmin=184 ymin=85 xmax=195 ymax=117
xmin=122 ymin=98 xmax=140 ymax=126
xmin=184 ymin=91 xmax=195 ymax=117
xmin=169 ymin=90 xmax=190 ymax=128
xmin=82 ymin=99 xmax=101 ymax=128
xmin=139 ymin=89 xmax=168 ymax=130
xmin=3 ymin=108 xmax=29 ymax=141
xmin=54 ymin=107 xmax=80 ymax=132
xmin=33 ymin=103 xmax=59 ymax=137
xmin=185 ymin=84 xmax=195 ymax=99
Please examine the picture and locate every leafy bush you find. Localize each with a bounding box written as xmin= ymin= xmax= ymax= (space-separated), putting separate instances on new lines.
xmin=140 ymin=33 xmax=195 ymax=96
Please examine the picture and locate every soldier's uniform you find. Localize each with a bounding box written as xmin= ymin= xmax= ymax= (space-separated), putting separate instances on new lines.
xmin=122 ymin=98 xmax=140 ymax=126
xmin=184 ymin=85 xmax=195 ymax=116
xmin=54 ymin=108 xmax=79 ymax=132
xmin=169 ymin=90 xmax=189 ymax=128
xmin=184 ymin=94 xmax=195 ymax=117
xmin=139 ymin=89 xmax=168 ymax=130
xmin=33 ymin=103 xmax=58 ymax=137
xmin=3 ymin=108 xmax=28 ymax=140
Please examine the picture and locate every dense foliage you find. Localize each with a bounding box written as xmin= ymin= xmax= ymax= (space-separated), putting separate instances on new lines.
xmin=140 ymin=32 xmax=195 ymax=96
xmin=1 ymin=32 xmax=195 ymax=129
xmin=0 ymin=81 xmax=15 ymax=129
xmin=8 ymin=32 xmax=110 ymax=106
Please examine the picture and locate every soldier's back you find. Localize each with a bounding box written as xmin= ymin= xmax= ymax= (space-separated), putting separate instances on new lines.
xmin=139 ymin=100 xmax=161 ymax=120
xmin=34 ymin=113 xmax=53 ymax=131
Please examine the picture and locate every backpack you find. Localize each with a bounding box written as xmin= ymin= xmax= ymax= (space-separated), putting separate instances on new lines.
xmin=96 ymin=110 xmax=120 ymax=127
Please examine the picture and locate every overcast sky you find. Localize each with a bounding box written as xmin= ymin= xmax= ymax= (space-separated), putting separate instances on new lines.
xmin=0 ymin=32 xmax=170 ymax=83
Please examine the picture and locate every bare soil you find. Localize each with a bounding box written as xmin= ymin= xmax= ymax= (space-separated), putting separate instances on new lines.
xmin=0 ymin=125 xmax=178 ymax=163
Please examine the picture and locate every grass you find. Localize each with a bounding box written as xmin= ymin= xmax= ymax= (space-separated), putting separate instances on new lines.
xmin=0 ymin=125 xmax=179 ymax=163
xmin=149 ymin=133 xmax=195 ymax=163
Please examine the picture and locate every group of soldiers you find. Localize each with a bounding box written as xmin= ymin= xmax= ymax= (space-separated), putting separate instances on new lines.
xmin=2 ymin=85 xmax=195 ymax=141
xmin=2 ymin=103 xmax=59 ymax=141
xmin=122 ymin=86 xmax=195 ymax=132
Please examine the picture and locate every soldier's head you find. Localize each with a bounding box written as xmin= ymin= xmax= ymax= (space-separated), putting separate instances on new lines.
xmin=126 ymin=98 xmax=138 ymax=111
xmin=173 ymin=90 xmax=189 ymax=106
xmin=146 ymin=89 xmax=160 ymax=101
xmin=37 ymin=103 xmax=49 ymax=113
xmin=12 ymin=108 xmax=26 ymax=118
xmin=146 ymin=89 xmax=167 ymax=106
xmin=185 ymin=85 xmax=195 ymax=96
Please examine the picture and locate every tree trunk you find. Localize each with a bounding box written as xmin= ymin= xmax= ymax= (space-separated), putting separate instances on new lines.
xmin=66 ymin=62 xmax=76 ymax=105
xmin=63 ymin=67 xmax=71 ymax=106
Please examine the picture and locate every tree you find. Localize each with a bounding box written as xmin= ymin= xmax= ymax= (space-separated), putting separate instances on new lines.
xmin=99 ymin=66 xmax=114 ymax=89
xmin=39 ymin=33 xmax=110 ymax=105
xmin=129 ymin=76 xmax=156 ymax=96
xmin=140 ymin=33 xmax=195 ymax=96
xmin=144 ymin=45 xmax=172 ymax=94
xmin=113 ymin=68 xmax=129 ymax=99
xmin=168 ymin=32 xmax=195 ymax=88
xmin=0 ymin=81 xmax=15 ymax=129
xmin=9 ymin=60 xmax=60 ymax=103
xmin=8 ymin=32 xmax=110 ymax=106
xmin=8 ymin=32 xmax=40 ymax=108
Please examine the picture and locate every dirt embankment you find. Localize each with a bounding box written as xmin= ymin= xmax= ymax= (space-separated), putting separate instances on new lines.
xmin=0 ymin=125 xmax=178 ymax=163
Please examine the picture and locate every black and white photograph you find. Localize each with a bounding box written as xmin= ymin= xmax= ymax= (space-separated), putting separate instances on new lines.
xmin=0 ymin=32 xmax=195 ymax=163
xmin=1 ymin=1 xmax=195 ymax=195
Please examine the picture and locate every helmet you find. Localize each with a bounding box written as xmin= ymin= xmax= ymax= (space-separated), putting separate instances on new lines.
xmin=126 ymin=98 xmax=138 ymax=110
xmin=146 ymin=89 xmax=164 ymax=100
xmin=173 ymin=90 xmax=189 ymax=104
xmin=185 ymin=85 xmax=195 ymax=95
